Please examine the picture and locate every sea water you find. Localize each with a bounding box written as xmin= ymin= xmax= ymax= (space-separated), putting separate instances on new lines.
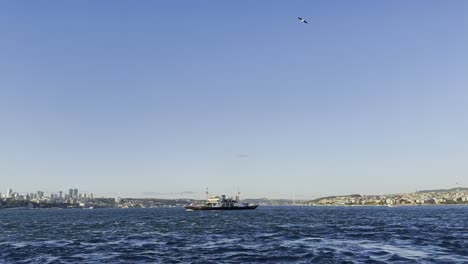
xmin=0 ymin=206 xmax=467 ymax=263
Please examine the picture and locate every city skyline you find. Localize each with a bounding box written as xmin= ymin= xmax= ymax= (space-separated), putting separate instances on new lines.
xmin=0 ymin=187 xmax=93 ymax=199
xmin=1 ymin=1 xmax=468 ymax=199
xmin=2 ymin=185 xmax=467 ymax=200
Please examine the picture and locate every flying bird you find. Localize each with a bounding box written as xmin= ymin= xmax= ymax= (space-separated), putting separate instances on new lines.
xmin=298 ymin=17 xmax=308 ymax=24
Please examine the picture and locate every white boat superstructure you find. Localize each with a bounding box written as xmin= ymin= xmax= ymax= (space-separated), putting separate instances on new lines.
xmin=184 ymin=189 xmax=258 ymax=211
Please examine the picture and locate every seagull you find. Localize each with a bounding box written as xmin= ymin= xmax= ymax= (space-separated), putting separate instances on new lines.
xmin=298 ymin=17 xmax=308 ymax=24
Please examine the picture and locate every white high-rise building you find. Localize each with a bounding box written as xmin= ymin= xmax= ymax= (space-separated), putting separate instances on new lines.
xmin=6 ymin=189 xmax=13 ymax=198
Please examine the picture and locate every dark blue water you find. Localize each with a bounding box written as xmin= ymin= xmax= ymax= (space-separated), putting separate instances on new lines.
xmin=0 ymin=206 xmax=467 ymax=263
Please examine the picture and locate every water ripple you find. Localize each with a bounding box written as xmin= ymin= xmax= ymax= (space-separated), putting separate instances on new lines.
xmin=0 ymin=206 xmax=467 ymax=263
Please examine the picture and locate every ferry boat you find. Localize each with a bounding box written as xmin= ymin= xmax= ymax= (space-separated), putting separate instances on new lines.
xmin=184 ymin=190 xmax=258 ymax=211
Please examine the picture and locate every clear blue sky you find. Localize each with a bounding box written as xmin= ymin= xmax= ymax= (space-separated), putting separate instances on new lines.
xmin=1 ymin=1 xmax=467 ymax=199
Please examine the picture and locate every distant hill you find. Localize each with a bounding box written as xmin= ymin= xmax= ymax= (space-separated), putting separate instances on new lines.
xmin=242 ymin=198 xmax=294 ymax=206
xmin=417 ymin=187 xmax=468 ymax=193
xmin=308 ymin=194 xmax=362 ymax=203
xmin=307 ymin=187 xmax=468 ymax=203
xmin=305 ymin=188 xmax=468 ymax=204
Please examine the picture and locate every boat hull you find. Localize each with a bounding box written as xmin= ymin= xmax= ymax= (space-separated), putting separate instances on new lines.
xmin=184 ymin=205 xmax=258 ymax=211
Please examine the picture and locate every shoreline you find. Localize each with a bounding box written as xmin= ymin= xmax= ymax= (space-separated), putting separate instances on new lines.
xmin=2 ymin=204 xmax=468 ymax=210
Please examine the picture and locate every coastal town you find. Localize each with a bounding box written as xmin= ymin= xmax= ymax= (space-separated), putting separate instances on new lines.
xmin=1 ymin=187 xmax=467 ymax=209
xmin=303 ymin=188 xmax=468 ymax=206
xmin=0 ymin=188 xmax=192 ymax=209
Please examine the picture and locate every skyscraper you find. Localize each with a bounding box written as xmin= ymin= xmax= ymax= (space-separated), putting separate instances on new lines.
xmin=69 ymin=189 xmax=73 ymax=198
xmin=6 ymin=189 xmax=12 ymax=198
xmin=73 ymin=189 xmax=78 ymax=198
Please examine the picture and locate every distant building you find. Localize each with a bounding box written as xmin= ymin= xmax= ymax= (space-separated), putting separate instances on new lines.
xmin=59 ymin=191 xmax=63 ymax=198
xmin=69 ymin=189 xmax=73 ymax=198
xmin=73 ymin=189 xmax=78 ymax=198
xmin=6 ymin=189 xmax=13 ymax=198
